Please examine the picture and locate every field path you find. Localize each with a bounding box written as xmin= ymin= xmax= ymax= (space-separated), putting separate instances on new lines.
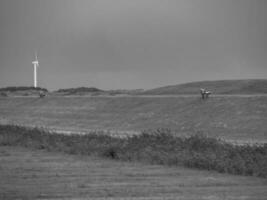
xmin=0 ymin=146 xmax=267 ymax=200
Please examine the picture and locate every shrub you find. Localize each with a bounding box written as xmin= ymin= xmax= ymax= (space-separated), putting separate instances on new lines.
xmin=0 ymin=92 xmax=8 ymax=97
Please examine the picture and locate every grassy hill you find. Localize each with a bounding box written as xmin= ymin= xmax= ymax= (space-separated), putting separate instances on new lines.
xmin=0 ymin=95 xmax=266 ymax=143
xmin=142 ymin=79 xmax=267 ymax=95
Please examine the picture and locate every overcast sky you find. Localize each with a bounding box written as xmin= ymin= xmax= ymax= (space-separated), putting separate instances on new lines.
xmin=0 ymin=0 xmax=266 ymax=90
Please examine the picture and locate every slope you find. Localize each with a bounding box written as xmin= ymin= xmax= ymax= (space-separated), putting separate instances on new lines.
xmin=142 ymin=79 xmax=267 ymax=95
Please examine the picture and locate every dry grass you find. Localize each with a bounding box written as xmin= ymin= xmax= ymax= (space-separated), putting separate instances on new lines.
xmin=1 ymin=146 xmax=267 ymax=199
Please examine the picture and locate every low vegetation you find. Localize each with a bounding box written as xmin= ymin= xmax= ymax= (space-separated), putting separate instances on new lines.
xmin=0 ymin=125 xmax=266 ymax=178
xmin=55 ymin=87 xmax=144 ymax=96
xmin=56 ymin=87 xmax=104 ymax=94
xmin=0 ymin=86 xmax=48 ymax=92
xmin=0 ymin=92 xmax=8 ymax=97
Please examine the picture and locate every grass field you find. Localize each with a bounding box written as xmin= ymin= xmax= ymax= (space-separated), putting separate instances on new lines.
xmin=1 ymin=146 xmax=267 ymax=200
xmin=0 ymin=95 xmax=267 ymax=143
xmin=1 ymin=80 xmax=267 ymax=199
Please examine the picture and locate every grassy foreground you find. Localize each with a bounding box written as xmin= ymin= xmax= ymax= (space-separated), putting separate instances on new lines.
xmin=0 ymin=125 xmax=266 ymax=178
xmin=2 ymin=146 xmax=267 ymax=199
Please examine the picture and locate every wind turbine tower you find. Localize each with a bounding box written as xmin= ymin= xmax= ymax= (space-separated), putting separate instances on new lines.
xmin=32 ymin=53 xmax=39 ymax=88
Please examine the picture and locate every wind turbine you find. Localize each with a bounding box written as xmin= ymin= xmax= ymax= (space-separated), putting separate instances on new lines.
xmin=32 ymin=52 xmax=39 ymax=88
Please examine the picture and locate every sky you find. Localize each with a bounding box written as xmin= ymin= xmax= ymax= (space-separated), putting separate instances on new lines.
xmin=0 ymin=0 xmax=266 ymax=90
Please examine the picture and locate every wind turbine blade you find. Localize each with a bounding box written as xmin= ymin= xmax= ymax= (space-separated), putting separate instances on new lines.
xmin=35 ymin=51 xmax=38 ymax=61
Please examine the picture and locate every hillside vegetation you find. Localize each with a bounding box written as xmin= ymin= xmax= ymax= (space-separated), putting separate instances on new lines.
xmin=0 ymin=86 xmax=48 ymax=97
xmin=142 ymin=79 xmax=267 ymax=95
xmin=57 ymin=87 xmax=103 ymax=93
xmin=1 ymin=125 xmax=266 ymax=178
xmin=0 ymin=86 xmax=48 ymax=92
xmin=54 ymin=87 xmax=145 ymax=96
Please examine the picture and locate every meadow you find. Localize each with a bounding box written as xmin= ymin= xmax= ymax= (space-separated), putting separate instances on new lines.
xmin=0 ymin=95 xmax=267 ymax=143
xmin=1 ymin=146 xmax=267 ymax=199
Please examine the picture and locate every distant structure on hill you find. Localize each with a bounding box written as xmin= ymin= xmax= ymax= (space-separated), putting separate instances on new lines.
xmin=32 ymin=53 xmax=39 ymax=88
xmin=200 ymin=88 xmax=211 ymax=99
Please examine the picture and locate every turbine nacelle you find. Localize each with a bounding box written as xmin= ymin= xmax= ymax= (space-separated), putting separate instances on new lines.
xmin=32 ymin=60 xmax=39 ymax=66
xmin=32 ymin=52 xmax=39 ymax=66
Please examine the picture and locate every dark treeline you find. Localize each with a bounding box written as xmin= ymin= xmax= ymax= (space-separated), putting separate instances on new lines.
xmin=0 ymin=87 xmax=48 ymax=92
xmin=0 ymin=125 xmax=266 ymax=178
xmin=56 ymin=87 xmax=103 ymax=93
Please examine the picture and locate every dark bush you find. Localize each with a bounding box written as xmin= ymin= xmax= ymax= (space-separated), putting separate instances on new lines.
xmin=0 ymin=92 xmax=8 ymax=97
